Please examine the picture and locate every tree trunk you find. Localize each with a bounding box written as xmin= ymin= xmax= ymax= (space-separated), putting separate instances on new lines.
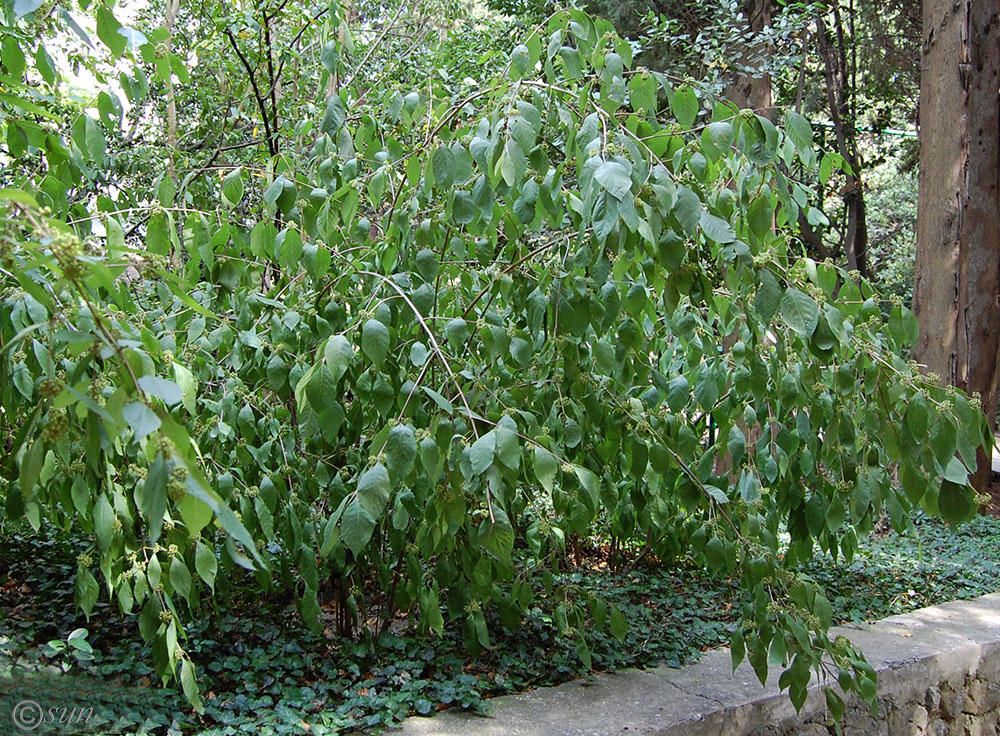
xmin=913 ymin=0 xmax=1000 ymax=493
xmin=725 ymin=0 xmax=773 ymax=115
xmin=164 ymin=0 xmax=179 ymax=178
xmin=816 ymin=9 xmax=868 ymax=278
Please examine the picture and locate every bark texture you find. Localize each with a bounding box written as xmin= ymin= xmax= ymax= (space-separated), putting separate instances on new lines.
xmin=725 ymin=0 xmax=774 ymax=115
xmin=914 ymin=0 xmax=1000 ymax=492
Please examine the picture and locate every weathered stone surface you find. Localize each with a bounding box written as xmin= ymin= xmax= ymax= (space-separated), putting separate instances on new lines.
xmin=395 ymin=593 xmax=1000 ymax=736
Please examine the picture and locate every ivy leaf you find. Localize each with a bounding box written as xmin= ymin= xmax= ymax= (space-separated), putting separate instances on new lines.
xmin=609 ymin=604 xmax=628 ymax=642
xmin=93 ymin=494 xmax=114 ymax=551
xmin=694 ymin=368 xmax=719 ymax=411
xmin=906 ymin=394 xmax=930 ymax=440
xmin=19 ymin=441 xmax=44 ymax=501
xmin=479 ymin=506 xmax=514 ymax=562
xmin=666 ymin=376 xmax=690 ymax=412
xmin=943 ymin=456 xmax=970 ymax=486
xmin=628 ymin=73 xmax=656 ymax=114
xmin=361 ymin=319 xmax=390 ymax=367
xmin=592 ymin=191 xmax=620 ymax=242
xmin=169 ymin=557 xmax=192 ymax=600
xmin=673 ymin=186 xmax=702 ymax=236
xmin=784 ymin=110 xmax=814 ymax=153
xmin=452 ymin=190 xmax=477 ymax=225
xmin=75 ymin=567 xmax=99 ymax=619
xmin=172 ymin=362 xmax=197 ymax=414
xmin=779 ymin=288 xmax=819 ymax=337
xmin=141 ymin=454 xmax=168 ymax=543
xmin=495 ymin=415 xmax=520 ymax=470
xmin=939 ymin=479 xmax=976 ymax=526
xmin=433 ymin=145 xmax=455 ymax=189
xmin=222 ymin=169 xmax=244 ymax=207
xmin=574 ymin=466 xmax=599 ymax=509
xmin=180 ymin=659 xmax=203 ymax=713
xmin=96 ymin=4 xmax=126 ymax=58
xmin=497 ymin=138 xmax=524 ymax=187
xmin=415 ymin=248 xmax=438 ymax=282
xmin=445 ymin=318 xmax=469 ymax=345
xmin=13 ymin=0 xmax=44 ymax=18
xmin=320 ymin=40 xmax=339 ymax=75
xmin=707 ymin=121 xmax=735 ymax=152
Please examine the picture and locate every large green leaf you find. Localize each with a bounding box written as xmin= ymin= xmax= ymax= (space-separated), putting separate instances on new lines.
xmin=671 ymin=85 xmax=698 ymax=128
xmin=340 ymin=497 xmax=376 ymax=555
xmin=357 ymin=462 xmax=391 ymax=519
xmin=594 ymin=160 xmax=632 ymax=201
xmin=779 ymin=288 xmax=819 ymax=337
xmin=361 ymin=319 xmax=390 ymax=367
xmin=324 ymin=335 xmax=354 ymax=382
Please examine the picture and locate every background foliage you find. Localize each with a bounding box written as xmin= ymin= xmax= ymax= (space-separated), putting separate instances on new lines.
xmin=0 ymin=0 xmax=992 ymax=727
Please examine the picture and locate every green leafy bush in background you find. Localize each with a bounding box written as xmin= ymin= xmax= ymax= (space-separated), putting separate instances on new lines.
xmin=0 ymin=0 xmax=991 ymax=719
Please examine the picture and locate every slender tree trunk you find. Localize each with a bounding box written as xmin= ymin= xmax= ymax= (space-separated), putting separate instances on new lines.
xmin=913 ymin=0 xmax=1000 ymax=494
xmin=816 ymin=9 xmax=868 ymax=278
xmin=164 ymin=0 xmax=180 ymax=179
xmin=163 ymin=0 xmax=180 ymax=269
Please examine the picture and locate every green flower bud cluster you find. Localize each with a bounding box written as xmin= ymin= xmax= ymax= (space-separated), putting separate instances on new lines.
xmin=42 ymin=410 xmax=68 ymax=442
xmin=50 ymin=231 xmax=87 ymax=281
xmin=167 ymin=466 xmax=188 ymax=502
xmin=39 ymin=377 xmax=64 ymax=399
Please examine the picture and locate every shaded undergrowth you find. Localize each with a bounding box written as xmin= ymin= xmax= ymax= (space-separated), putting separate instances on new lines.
xmin=1 ymin=512 xmax=998 ymax=735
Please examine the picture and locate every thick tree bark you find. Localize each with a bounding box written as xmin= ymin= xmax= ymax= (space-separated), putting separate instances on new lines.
xmin=914 ymin=0 xmax=1000 ymax=493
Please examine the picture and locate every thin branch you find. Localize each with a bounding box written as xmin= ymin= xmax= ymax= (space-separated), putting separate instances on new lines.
xmin=224 ymin=28 xmax=278 ymax=158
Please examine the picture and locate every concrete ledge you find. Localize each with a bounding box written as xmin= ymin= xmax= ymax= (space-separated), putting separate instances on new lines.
xmin=396 ymin=592 xmax=1000 ymax=736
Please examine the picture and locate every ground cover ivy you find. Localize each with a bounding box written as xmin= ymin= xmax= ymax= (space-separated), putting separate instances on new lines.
xmin=3 ymin=514 xmax=1000 ymax=734
xmin=0 ymin=0 xmax=993 ymax=720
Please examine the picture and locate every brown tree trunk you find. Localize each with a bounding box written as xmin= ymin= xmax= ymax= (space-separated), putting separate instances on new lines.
xmin=725 ymin=0 xmax=773 ymax=115
xmin=913 ymin=0 xmax=1000 ymax=493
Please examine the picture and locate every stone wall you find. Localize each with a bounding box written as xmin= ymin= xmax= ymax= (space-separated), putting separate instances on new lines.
xmin=396 ymin=593 xmax=1000 ymax=736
